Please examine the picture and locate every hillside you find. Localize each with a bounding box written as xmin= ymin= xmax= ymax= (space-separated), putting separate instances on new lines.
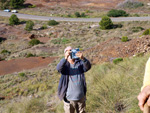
xmin=1 ymin=4 xmax=150 ymax=112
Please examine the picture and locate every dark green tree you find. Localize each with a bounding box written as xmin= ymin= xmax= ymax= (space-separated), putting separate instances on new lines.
xmin=99 ymin=16 xmax=113 ymax=30
xmin=9 ymin=14 xmax=19 ymax=25
xmin=25 ymin=20 xmax=34 ymax=31
xmin=10 ymin=0 xmax=25 ymax=8
xmin=0 ymin=0 xmax=9 ymax=9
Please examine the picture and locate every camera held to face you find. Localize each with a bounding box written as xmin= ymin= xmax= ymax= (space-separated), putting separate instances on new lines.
xmin=71 ymin=48 xmax=80 ymax=59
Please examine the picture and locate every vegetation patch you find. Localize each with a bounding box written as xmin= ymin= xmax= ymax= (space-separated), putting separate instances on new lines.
xmin=51 ymin=38 xmax=70 ymax=44
xmin=29 ymin=39 xmax=42 ymax=46
xmin=9 ymin=14 xmax=20 ymax=25
xmin=121 ymin=36 xmax=128 ymax=42
xmin=142 ymin=29 xmax=150 ymax=35
xmin=113 ymin=58 xmax=123 ymax=64
xmin=107 ymin=9 xmax=129 ymax=17
xmin=99 ymin=16 xmax=113 ymax=30
xmin=48 ymin=20 xmax=59 ymax=26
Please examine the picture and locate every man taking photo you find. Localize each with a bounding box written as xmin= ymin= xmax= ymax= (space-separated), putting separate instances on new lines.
xmin=56 ymin=46 xmax=91 ymax=113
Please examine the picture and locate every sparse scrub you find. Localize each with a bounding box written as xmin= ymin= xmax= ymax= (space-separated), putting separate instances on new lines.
xmin=25 ymin=20 xmax=34 ymax=31
xmin=9 ymin=14 xmax=19 ymax=25
xmin=99 ymin=16 xmax=113 ymax=30
xmin=75 ymin=12 xmax=81 ymax=17
xmin=113 ymin=58 xmax=123 ymax=64
xmin=132 ymin=26 xmax=144 ymax=32
xmin=117 ymin=0 xmax=144 ymax=8
xmin=29 ymin=39 xmax=41 ymax=46
xmin=107 ymin=9 xmax=129 ymax=17
xmin=51 ymin=38 xmax=70 ymax=44
xmin=121 ymin=36 xmax=128 ymax=42
xmin=48 ymin=20 xmax=59 ymax=26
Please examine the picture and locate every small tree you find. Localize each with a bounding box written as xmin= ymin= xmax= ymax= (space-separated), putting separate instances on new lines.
xmin=74 ymin=12 xmax=81 ymax=17
xmin=10 ymin=0 xmax=25 ymax=8
xmin=9 ymin=14 xmax=19 ymax=25
xmin=25 ymin=20 xmax=34 ymax=31
xmin=99 ymin=16 xmax=113 ymax=30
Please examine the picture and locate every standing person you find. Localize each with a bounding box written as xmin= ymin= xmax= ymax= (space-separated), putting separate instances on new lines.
xmin=138 ymin=57 xmax=150 ymax=111
xmin=56 ymin=46 xmax=91 ymax=113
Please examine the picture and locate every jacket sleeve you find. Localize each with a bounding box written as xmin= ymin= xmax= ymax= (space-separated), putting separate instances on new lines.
xmin=141 ymin=58 xmax=150 ymax=91
xmin=56 ymin=58 xmax=67 ymax=73
xmin=82 ymin=57 xmax=91 ymax=72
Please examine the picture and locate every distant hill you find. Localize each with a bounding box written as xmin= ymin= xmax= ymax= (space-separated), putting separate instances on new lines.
xmin=25 ymin=0 xmax=148 ymax=9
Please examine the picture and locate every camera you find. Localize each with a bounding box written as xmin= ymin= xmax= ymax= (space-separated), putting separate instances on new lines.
xmin=71 ymin=48 xmax=80 ymax=59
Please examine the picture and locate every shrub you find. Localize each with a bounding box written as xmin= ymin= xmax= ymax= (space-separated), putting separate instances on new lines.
xmin=121 ymin=36 xmax=128 ymax=42
xmin=142 ymin=29 xmax=150 ymax=35
xmin=74 ymin=12 xmax=81 ymax=17
xmin=107 ymin=9 xmax=129 ymax=17
xmin=25 ymin=20 xmax=34 ymax=31
xmin=29 ymin=39 xmax=41 ymax=46
xmin=1 ymin=49 xmax=11 ymax=54
xmin=26 ymin=53 xmax=35 ymax=58
xmin=81 ymin=13 xmax=86 ymax=17
xmin=48 ymin=20 xmax=59 ymax=26
xmin=132 ymin=26 xmax=144 ymax=32
xmin=28 ymin=5 xmax=36 ymax=8
xmin=99 ymin=16 xmax=113 ymax=30
xmin=41 ymin=24 xmax=47 ymax=29
xmin=19 ymin=72 xmax=26 ymax=77
xmin=113 ymin=58 xmax=123 ymax=64
xmin=9 ymin=14 xmax=19 ymax=25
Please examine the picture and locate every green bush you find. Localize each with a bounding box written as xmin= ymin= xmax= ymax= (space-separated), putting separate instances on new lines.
xmin=28 ymin=5 xmax=36 ymax=8
xmin=113 ymin=58 xmax=123 ymax=64
xmin=29 ymin=39 xmax=41 ymax=46
xmin=26 ymin=53 xmax=35 ymax=58
xmin=19 ymin=72 xmax=26 ymax=77
xmin=41 ymin=24 xmax=47 ymax=29
xmin=99 ymin=16 xmax=113 ymax=30
xmin=1 ymin=49 xmax=11 ymax=54
xmin=74 ymin=12 xmax=81 ymax=17
xmin=25 ymin=20 xmax=34 ymax=31
xmin=142 ymin=29 xmax=150 ymax=35
xmin=121 ymin=36 xmax=128 ymax=42
xmin=107 ymin=9 xmax=129 ymax=17
xmin=48 ymin=20 xmax=59 ymax=26
xmin=9 ymin=14 xmax=19 ymax=25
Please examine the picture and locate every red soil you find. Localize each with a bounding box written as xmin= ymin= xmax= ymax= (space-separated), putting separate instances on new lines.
xmin=0 ymin=57 xmax=57 ymax=75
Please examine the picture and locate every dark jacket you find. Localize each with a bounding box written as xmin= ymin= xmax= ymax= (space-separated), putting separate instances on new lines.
xmin=56 ymin=58 xmax=91 ymax=100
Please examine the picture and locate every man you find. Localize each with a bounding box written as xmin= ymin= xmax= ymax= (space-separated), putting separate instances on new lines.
xmin=56 ymin=46 xmax=91 ymax=113
xmin=138 ymin=57 xmax=150 ymax=111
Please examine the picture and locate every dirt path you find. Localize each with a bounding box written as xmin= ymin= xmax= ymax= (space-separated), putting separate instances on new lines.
xmin=0 ymin=57 xmax=57 ymax=75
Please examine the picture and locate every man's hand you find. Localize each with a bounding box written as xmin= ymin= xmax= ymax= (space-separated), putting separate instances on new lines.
xmin=76 ymin=51 xmax=84 ymax=60
xmin=138 ymin=85 xmax=150 ymax=111
xmin=65 ymin=50 xmax=71 ymax=59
